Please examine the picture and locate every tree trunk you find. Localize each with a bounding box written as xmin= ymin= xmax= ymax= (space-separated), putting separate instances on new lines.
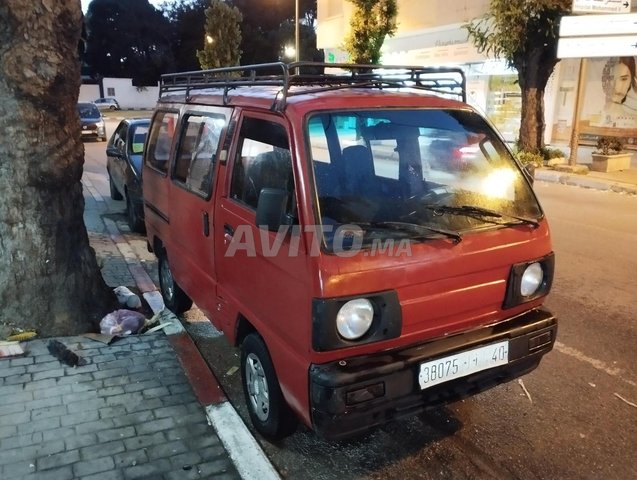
xmin=517 ymin=48 xmax=555 ymax=153
xmin=518 ymin=86 xmax=545 ymax=153
xmin=0 ymin=1 xmax=116 ymax=336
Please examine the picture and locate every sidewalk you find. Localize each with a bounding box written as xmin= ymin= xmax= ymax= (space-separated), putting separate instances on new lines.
xmin=535 ymin=144 xmax=637 ymax=194
xmin=0 ymin=177 xmax=279 ymax=479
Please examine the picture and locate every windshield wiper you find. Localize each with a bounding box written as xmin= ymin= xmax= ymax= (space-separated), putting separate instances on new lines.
xmin=424 ymin=205 xmax=540 ymax=228
xmin=364 ymin=221 xmax=462 ymax=244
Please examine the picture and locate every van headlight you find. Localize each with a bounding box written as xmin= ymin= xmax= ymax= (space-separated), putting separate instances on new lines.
xmin=336 ymin=299 xmax=374 ymax=340
xmin=503 ymin=253 xmax=555 ymax=309
xmin=312 ymin=292 xmax=402 ymax=351
xmin=520 ymin=262 xmax=543 ymax=296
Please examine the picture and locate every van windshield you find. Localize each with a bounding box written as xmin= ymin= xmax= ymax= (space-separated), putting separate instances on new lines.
xmin=307 ymin=109 xmax=542 ymax=250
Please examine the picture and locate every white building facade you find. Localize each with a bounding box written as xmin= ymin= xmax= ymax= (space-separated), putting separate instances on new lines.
xmin=79 ymin=78 xmax=159 ymax=109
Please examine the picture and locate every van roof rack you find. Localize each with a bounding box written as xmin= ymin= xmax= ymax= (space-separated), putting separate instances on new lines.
xmin=159 ymin=62 xmax=466 ymax=111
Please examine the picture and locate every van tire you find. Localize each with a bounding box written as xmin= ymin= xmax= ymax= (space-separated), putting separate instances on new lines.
xmin=158 ymin=249 xmax=192 ymax=314
xmin=241 ymin=333 xmax=297 ymax=440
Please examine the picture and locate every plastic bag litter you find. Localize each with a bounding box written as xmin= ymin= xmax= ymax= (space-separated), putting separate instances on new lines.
xmin=113 ymin=286 xmax=142 ymax=309
xmin=100 ymin=309 xmax=146 ymax=336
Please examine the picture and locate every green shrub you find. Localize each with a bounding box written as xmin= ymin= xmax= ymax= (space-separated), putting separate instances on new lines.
xmin=541 ymin=147 xmax=566 ymax=160
xmin=595 ymin=136 xmax=624 ymax=155
xmin=516 ymin=150 xmax=544 ymax=168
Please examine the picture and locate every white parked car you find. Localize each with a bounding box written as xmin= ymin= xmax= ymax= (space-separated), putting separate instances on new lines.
xmin=94 ymin=97 xmax=121 ymax=110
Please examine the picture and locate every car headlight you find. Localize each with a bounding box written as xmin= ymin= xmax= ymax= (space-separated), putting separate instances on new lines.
xmin=312 ymin=292 xmax=401 ymax=351
xmin=503 ymin=253 xmax=555 ymax=309
xmin=336 ymin=299 xmax=374 ymax=340
xmin=520 ymin=262 xmax=543 ymax=296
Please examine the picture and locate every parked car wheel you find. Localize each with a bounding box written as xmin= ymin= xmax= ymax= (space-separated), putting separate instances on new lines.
xmin=241 ymin=333 xmax=297 ymax=439
xmin=109 ymin=105 xmax=117 ymax=110
xmin=158 ymin=248 xmax=192 ymax=314
xmin=126 ymin=194 xmax=145 ymax=233
xmin=109 ymin=174 xmax=123 ymax=200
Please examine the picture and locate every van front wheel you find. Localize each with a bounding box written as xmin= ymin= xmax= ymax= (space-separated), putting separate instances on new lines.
xmin=241 ymin=333 xmax=297 ymax=439
xmin=158 ymin=249 xmax=192 ymax=314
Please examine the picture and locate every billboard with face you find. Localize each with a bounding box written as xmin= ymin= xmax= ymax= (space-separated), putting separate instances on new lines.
xmin=579 ymin=57 xmax=637 ymax=146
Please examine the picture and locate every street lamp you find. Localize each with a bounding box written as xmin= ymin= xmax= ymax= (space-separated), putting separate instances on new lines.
xmin=206 ymin=35 xmax=214 ymax=45
xmin=284 ymin=45 xmax=296 ymax=59
xmin=295 ymin=0 xmax=299 ymax=62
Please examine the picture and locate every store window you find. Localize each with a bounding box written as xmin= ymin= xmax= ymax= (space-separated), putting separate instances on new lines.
xmin=486 ymin=75 xmax=521 ymax=143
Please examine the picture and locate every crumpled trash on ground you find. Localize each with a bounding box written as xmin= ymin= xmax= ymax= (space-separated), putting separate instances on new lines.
xmin=100 ymin=309 xmax=146 ymax=336
xmin=0 ymin=341 xmax=25 ymax=358
xmin=113 ymin=286 xmax=142 ymax=309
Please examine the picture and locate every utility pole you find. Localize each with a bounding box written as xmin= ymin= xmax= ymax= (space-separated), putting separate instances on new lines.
xmin=568 ymin=58 xmax=588 ymax=166
xmin=295 ymin=0 xmax=300 ymax=62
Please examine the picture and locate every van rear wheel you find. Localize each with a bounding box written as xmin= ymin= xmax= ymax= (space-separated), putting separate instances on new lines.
xmin=241 ymin=333 xmax=297 ymax=439
xmin=158 ymin=249 xmax=192 ymax=314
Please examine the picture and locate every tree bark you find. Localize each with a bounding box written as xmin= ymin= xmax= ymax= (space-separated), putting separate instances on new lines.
xmin=517 ymin=47 xmax=556 ymax=153
xmin=0 ymin=1 xmax=116 ymax=336
xmin=519 ymin=86 xmax=545 ymax=152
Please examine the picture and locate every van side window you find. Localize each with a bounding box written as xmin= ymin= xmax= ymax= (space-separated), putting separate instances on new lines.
xmin=173 ymin=114 xmax=225 ymax=195
xmin=230 ymin=118 xmax=293 ymax=212
xmin=145 ymin=111 xmax=178 ymax=174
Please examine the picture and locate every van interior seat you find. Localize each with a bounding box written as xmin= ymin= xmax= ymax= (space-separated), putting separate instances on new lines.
xmin=340 ymin=145 xmax=380 ymax=197
xmin=246 ymin=149 xmax=292 ymax=205
xmin=313 ymin=161 xmax=340 ymax=197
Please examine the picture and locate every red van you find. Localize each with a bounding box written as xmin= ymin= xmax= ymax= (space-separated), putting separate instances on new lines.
xmin=142 ymin=62 xmax=557 ymax=440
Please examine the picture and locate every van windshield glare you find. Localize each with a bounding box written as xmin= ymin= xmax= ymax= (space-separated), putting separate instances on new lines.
xmin=306 ymin=109 xmax=542 ymax=250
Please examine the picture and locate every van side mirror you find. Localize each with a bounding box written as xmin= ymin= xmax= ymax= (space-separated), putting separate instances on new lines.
xmin=256 ymin=188 xmax=288 ymax=232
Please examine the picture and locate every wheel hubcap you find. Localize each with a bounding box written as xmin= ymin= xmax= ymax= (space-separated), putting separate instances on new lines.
xmin=245 ymin=353 xmax=269 ymax=422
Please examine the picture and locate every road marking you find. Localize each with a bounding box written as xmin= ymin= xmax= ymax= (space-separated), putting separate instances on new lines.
xmin=205 ymin=402 xmax=281 ymax=480
xmin=555 ymin=341 xmax=637 ymax=388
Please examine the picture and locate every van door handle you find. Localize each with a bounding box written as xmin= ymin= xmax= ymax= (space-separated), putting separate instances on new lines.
xmin=224 ymin=224 xmax=234 ymax=244
xmin=202 ymin=212 xmax=210 ymax=237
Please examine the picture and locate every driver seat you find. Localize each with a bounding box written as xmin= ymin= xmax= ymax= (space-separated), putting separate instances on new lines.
xmin=341 ymin=145 xmax=380 ymax=197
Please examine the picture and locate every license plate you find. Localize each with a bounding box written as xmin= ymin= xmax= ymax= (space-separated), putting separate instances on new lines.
xmin=418 ymin=340 xmax=509 ymax=390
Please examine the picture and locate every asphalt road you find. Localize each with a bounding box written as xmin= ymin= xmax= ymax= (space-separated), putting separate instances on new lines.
xmin=84 ymin=137 xmax=637 ymax=480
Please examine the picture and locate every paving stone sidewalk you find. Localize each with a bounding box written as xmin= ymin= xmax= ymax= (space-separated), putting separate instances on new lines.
xmin=0 ymin=335 xmax=240 ymax=480
xmin=0 ymin=181 xmax=242 ymax=480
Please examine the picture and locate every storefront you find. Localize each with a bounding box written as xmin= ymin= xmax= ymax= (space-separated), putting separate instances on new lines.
xmin=551 ymin=57 xmax=637 ymax=149
xmin=322 ymin=23 xmax=526 ymax=143
xmin=316 ymin=0 xmax=570 ymax=146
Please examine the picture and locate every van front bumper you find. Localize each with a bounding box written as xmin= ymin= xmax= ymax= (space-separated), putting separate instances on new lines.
xmin=309 ymin=308 xmax=557 ymax=440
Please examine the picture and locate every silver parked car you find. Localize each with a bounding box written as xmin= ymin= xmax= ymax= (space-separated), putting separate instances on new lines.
xmin=77 ymin=102 xmax=107 ymax=141
xmin=94 ymin=97 xmax=121 ymax=111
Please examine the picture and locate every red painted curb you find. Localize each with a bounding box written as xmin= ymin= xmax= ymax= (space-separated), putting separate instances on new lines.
xmin=168 ymin=331 xmax=228 ymax=406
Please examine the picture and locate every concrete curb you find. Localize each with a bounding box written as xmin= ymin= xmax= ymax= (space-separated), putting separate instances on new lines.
xmin=535 ymin=169 xmax=637 ymax=195
xmin=83 ymin=178 xmax=281 ymax=480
